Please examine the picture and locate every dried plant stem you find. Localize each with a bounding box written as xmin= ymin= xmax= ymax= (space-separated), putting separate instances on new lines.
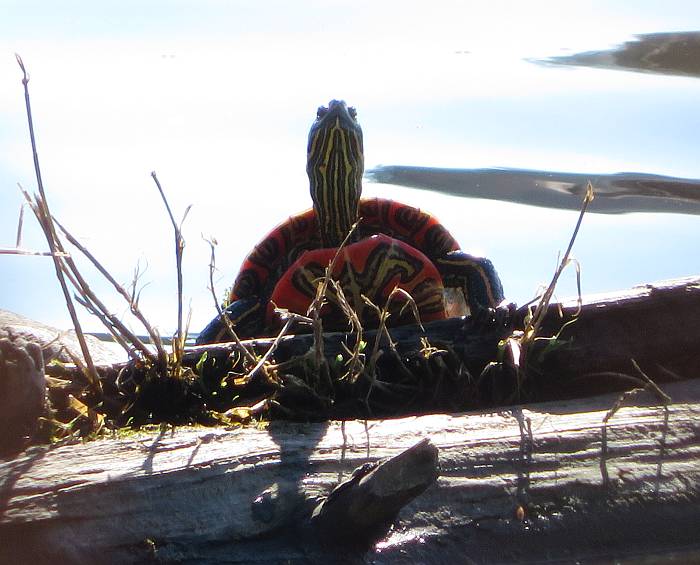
xmin=15 ymin=54 xmax=99 ymax=386
xmin=73 ymin=295 xmax=134 ymax=355
xmin=49 ymin=216 xmax=164 ymax=365
xmin=245 ymin=317 xmax=295 ymax=382
xmin=18 ymin=184 xmax=160 ymax=364
xmin=307 ymin=219 xmax=361 ymax=372
xmin=362 ymin=287 xmax=422 ymax=404
xmin=329 ymin=279 xmax=364 ymax=382
xmin=205 ymin=237 xmax=256 ymax=365
xmin=603 ymin=359 xmax=670 ymax=423
xmin=503 ymin=183 xmax=594 ymax=398
xmin=523 ymin=183 xmax=594 ymax=344
xmin=0 ymin=247 xmax=69 ymax=257
xmin=151 ymin=171 xmax=188 ymax=365
xmin=15 ymin=203 xmax=25 ymax=247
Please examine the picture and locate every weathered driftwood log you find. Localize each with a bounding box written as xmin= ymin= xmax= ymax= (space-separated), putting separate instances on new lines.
xmin=1 ymin=378 xmax=699 ymax=564
xmin=178 ymin=276 xmax=700 ymax=417
xmin=2 ymin=275 xmax=696 ymax=453
xmin=0 ymin=309 xmax=123 ymax=366
xmin=0 ymin=309 xmax=122 ymax=451
xmin=310 ymin=437 xmax=439 ymax=545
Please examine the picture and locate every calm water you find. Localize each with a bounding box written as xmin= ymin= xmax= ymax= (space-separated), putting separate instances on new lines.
xmin=1 ymin=3 xmax=699 ymax=333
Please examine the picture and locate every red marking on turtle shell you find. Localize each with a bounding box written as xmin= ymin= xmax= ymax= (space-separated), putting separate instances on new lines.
xmin=267 ymin=234 xmax=447 ymax=331
xmin=229 ymin=198 xmax=459 ymax=305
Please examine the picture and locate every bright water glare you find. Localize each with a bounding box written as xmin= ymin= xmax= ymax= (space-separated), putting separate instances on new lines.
xmin=1 ymin=1 xmax=699 ymax=334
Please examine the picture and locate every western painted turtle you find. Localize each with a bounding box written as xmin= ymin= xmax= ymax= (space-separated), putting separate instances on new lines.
xmin=197 ymin=100 xmax=504 ymax=343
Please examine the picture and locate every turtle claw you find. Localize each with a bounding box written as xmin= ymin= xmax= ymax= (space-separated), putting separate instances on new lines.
xmin=470 ymin=301 xmax=516 ymax=332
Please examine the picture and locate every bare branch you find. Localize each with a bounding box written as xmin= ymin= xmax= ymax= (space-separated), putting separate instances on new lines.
xmin=51 ymin=217 xmax=164 ymax=365
xmin=204 ymin=236 xmax=256 ymax=365
xmin=151 ymin=171 xmax=187 ymax=370
xmin=15 ymin=56 xmax=99 ymax=386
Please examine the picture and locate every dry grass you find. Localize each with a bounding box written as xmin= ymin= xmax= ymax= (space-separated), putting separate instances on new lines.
xmin=151 ymin=171 xmax=190 ymax=373
xmin=9 ymin=56 xmax=357 ymax=434
xmin=507 ymin=182 xmax=595 ymax=395
xmin=204 ymin=237 xmax=257 ymax=365
xmin=307 ymin=219 xmax=361 ymax=377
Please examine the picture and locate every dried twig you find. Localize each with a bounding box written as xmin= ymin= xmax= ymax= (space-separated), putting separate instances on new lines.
xmin=329 ymin=279 xmax=365 ymax=382
xmin=151 ymin=171 xmax=189 ymax=367
xmin=307 ymin=219 xmax=361 ymax=373
xmin=603 ymin=360 xmax=670 ymax=423
xmin=244 ymin=315 xmax=296 ymax=382
xmin=50 ymin=215 xmax=164 ymax=365
xmin=15 ymin=203 xmax=25 ymax=247
xmin=522 ymin=184 xmax=593 ymax=344
xmin=204 ymin=236 xmax=256 ymax=365
xmin=513 ymin=183 xmax=594 ymax=388
xmin=15 ymin=54 xmax=99 ymax=386
xmin=73 ymin=294 xmax=133 ymax=356
xmin=362 ymin=287 xmax=423 ymax=406
xmin=0 ymin=247 xmax=69 ymax=257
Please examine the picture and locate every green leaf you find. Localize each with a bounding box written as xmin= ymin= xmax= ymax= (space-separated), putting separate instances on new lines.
xmin=195 ymin=351 xmax=208 ymax=374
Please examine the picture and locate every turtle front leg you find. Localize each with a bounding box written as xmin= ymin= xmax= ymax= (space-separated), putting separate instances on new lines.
xmin=436 ymin=251 xmax=511 ymax=328
xmin=195 ymin=297 xmax=266 ymax=344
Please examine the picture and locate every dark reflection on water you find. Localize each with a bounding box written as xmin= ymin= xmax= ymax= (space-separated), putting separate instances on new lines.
xmin=534 ymin=31 xmax=700 ymax=78
xmin=367 ymin=166 xmax=700 ymax=215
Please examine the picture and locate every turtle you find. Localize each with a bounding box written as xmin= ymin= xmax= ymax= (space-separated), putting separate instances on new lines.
xmin=197 ymin=100 xmax=504 ymax=343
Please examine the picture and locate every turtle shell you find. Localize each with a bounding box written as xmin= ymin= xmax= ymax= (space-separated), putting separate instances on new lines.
xmin=267 ymin=233 xmax=447 ymax=331
xmin=197 ymin=197 xmax=504 ymax=343
xmin=230 ymin=197 xmax=459 ymax=306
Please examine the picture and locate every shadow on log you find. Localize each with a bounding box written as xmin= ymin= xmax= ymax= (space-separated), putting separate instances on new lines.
xmin=1 ymin=379 xmax=699 ymax=563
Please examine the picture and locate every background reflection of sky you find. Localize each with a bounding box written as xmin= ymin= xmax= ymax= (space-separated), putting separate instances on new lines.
xmin=1 ymin=1 xmax=699 ymax=333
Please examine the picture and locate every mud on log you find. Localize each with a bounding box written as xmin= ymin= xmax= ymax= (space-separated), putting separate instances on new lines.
xmin=1 ymin=379 xmax=699 ymax=564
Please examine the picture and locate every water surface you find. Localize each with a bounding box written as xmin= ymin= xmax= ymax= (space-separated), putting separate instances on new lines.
xmin=1 ymin=2 xmax=699 ymax=332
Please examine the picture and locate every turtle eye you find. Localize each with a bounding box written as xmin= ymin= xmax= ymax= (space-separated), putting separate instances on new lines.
xmin=316 ymin=106 xmax=328 ymax=119
xmin=348 ymin=106 xmax=357 ymax=119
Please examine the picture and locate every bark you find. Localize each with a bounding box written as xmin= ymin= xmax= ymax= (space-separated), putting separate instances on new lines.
xmin=0 ymin=330 xmax=46 ymax=453
xmin=521 ymin=275 xmax=700 ymax=400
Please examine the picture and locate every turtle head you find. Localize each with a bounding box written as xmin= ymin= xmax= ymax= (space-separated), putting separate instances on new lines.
xmin=307 ymin=100 xmax=364 ymax=247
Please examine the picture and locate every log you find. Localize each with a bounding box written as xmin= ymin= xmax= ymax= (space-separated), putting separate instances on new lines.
xmin=115 ymin=276 xmax=700 ymax=419
xmin=32 ymin=276 xmax=698 ymax=425
xmin=310 ymin=437 xmax=439 ymax=545
xmin=521 ymin=275 xmax=700 ymax=401
xmin=0 ymin=329 xmax=46 ymax=452
xmin=2 ymin=378 xmax=699 ymax=564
